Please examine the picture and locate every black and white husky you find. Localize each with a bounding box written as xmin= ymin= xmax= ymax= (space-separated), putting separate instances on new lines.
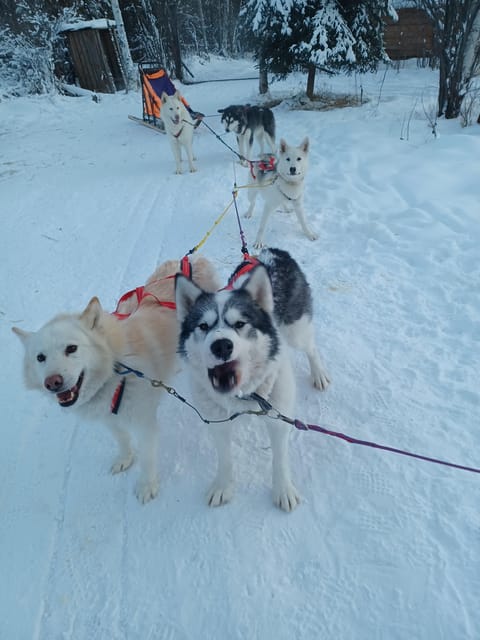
xmin=218 ymin=104 xmax=276 ymax=162
xmin=175 ymin=248 xmax=330 ymax=512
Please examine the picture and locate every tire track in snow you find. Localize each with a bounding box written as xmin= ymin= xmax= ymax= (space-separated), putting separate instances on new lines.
xmin=35 ymin=421 xmax=79 ymax=640
xmin=113 ymin=177 xmax=178 ymax=295
xmin=112 ymin=173 xmax=186 ymax=640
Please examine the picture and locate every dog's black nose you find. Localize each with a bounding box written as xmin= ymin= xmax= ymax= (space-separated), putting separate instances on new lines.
xmin=289 ymin=166 xmax=297 ymax=175
xmin=211 ymin=338 xmax=234 ymax=361
xmin=44 ymin=374 xmax=63 ymax=392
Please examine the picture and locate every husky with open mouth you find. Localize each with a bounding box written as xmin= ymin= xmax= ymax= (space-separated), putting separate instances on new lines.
xmin=175 ymin=247 xmax=330 ymax=511
xmin=13 ymin=256 xmax=218 ymax=503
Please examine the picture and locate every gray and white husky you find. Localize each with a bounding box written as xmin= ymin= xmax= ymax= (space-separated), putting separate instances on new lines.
xmin=175 ymin=248 xmax=330 ymax=512
xmin=218 ymin=104 xmax=276 ymax=162
xmin=246 ymin=137 xmax=318 ymax=249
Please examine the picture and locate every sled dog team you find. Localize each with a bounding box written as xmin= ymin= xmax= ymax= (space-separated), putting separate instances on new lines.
xmin=13 ymin=100 xmax=330 ymax=513
xmin=162 ymin=94 xmax=316 ymax=249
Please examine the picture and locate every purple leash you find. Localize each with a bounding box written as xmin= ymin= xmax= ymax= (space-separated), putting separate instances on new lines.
xmin=113 ymin=367 xmax=480 ymax=476
xmin=248 ymin=393 xmax=480 ymax=475
xmin=292 ymin=419 xmax=480 ymax=474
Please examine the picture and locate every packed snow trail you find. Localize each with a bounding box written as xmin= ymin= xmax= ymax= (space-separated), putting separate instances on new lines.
xmin=1 ymin=60 xmax=479 ymax=639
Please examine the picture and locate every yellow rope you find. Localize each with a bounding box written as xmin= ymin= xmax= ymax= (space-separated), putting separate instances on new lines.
xmin=187 ymin=176 xmax=275 ymax=256
xmin=189 ymin=197 xmax=235 ymax=253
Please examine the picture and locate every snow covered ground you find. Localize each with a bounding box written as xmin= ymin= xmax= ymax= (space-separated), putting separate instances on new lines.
xmin=1 ymin=57 xmax=480 ymax=639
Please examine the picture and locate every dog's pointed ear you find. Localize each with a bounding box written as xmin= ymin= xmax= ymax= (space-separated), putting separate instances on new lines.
xmin=279 ymin=139 xmax=287 ymax=154
xmin=12 ymin=327 xmax=39 ymax=389
xmin=175 ymin=275 xmax=204 ymax=322
xmin=81 ymin=297 xmax=102 ymax=330
xmin=301 ymin=137 xmax=309 ymax=153
xmin=241 ymin=266 xmax=274 ymax=314
xmin=12 ymin=326 xmax=32 ymax=345
xmin=161 ymin=91 xmax=168 ymax=104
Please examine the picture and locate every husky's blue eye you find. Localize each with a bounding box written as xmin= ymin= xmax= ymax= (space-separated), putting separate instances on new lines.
xmin=65 ymin=345 xmax=77 ymax=355
xmin=198 ymin=322 xmax=209 ymax=332
xmin=37 ymin=353 xmax=46 ymax=363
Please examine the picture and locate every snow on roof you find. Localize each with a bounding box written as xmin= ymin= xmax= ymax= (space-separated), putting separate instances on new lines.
xmin=59 ymin=18 xmax=115 ymax=33
xmin=391 ymin=0 xmax=417 ymax=7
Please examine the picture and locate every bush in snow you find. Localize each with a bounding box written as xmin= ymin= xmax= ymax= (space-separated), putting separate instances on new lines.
xmin=0 ymin=5 xmax=79 ymax=98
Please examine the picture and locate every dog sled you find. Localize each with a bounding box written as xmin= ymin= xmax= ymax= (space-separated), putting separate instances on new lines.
xmin=128 ymin=63 xmax=204 ymax=133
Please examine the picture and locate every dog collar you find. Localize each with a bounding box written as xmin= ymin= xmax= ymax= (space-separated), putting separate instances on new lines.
xmin=276 ymin=175 xmax=302 ymax=202
xmin=173 ymin=126 xmax=184 ymax=139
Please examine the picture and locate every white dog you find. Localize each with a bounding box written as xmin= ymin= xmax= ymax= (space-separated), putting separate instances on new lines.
xmin=175 ymin=247 xmax=330 ymax=512
xmin=245 ymin=137 xmax=318 ymax=249
xmin=160 ymin=91 xmax=196 ymax=174
xmin=13 ymin=257 xmax=218 ymax=503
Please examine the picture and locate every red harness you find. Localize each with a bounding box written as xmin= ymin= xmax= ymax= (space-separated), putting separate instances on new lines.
xmin=110 ymin=256 xmax=192 ymax=414
xmin=111 ymin=378 xmax=126 ymax=414
xmin=249 ymin=155 xmax=276 ymax=180
xmin=112 ymin=256 xmax=191 ymax=320
xmin=221 ymin=254 xmax=259 ymax=291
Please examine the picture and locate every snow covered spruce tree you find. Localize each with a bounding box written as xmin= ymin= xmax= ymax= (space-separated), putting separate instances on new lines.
xmin=341 ymin=0 xmax=397 ymax=73
xmin=239 ymin=0 xmax=289 ymax=94
xmin=241 ymin=0 xmax=396 ymax=98
xmin=419 ymin=0 xmax=480 ymax=119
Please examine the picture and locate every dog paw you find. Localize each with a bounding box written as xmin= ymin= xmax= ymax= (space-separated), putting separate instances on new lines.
xmin=272 ymin=483 xmax=301 ymax=512
xmin=135 ymin=478 xmax=159 ymax=504
xmin=175 ymin=169 xmax=183 ymax=175
xmin=207 ymin=482 xmax=234 ymax=507
xmin=110 ymin=453 xmax=134 ymax=474
xmin=253 ymin=240 xmax=265 ymax=250
xmin=244 ymin=210 xmax=253 ymax=219
xmin=189 ymin=167 xmax=197 ymax=173
xmin=307 ymin=231 xmax=318 ymax=241
xmin=313 ymin=370 xmax=330 ymax=391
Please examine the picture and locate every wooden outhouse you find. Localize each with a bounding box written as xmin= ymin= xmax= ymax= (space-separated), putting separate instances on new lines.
xmin=59 ymin=19 xmax=126 ymax=93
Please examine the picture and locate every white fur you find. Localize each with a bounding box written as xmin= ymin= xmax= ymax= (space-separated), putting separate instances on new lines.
xmin=176 ymin=264 xmax=329 ymax=512
xmin=160 ymin=91 xmax=196 ymax=174
xmin=13 ymin=257 xmax=218 ymax=503
xmin=246 ymin=137 xmax=318 ymax=248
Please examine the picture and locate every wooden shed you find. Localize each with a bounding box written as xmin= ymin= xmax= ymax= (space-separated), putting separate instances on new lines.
xmin=59 ymin=19 xmax=126 ymax=93
xmin=384 ymin=8 xmax=435 ymax=60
